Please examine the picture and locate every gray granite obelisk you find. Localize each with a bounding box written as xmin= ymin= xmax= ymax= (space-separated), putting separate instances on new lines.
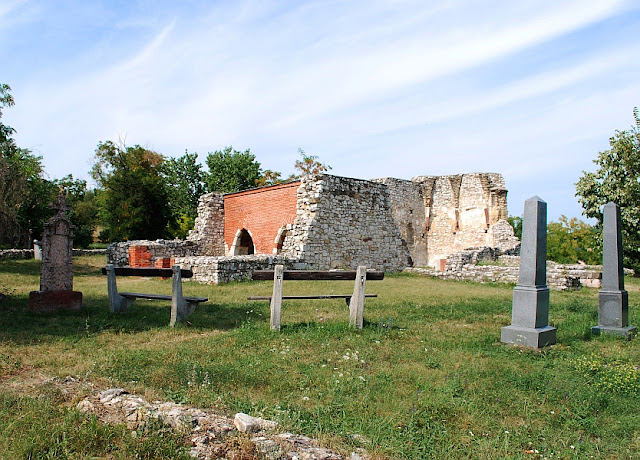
xmin=501 ymin=196 xmax=556 ymax=348
xmin=592 ymin=202 xmax=636 ymax=337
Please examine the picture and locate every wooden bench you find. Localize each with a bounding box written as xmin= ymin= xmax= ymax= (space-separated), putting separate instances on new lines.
xmin=248 ymin=265 xmax=384 ymax=331
xmin=102 ymin=264 xmax=208 ymax=327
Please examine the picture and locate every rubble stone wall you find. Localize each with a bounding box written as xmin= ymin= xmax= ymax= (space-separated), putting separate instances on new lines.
xmin=281 ymin=174 xmax=410 ymax=271
xmin=407 ymin=248 xmax=603 ymax=290
xmin=187 ymin=193 xmax=225 ymax=256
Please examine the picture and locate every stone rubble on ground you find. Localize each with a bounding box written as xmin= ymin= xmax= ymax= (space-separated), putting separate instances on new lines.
xmin=77 ymin=387 xmax=368 ymax=460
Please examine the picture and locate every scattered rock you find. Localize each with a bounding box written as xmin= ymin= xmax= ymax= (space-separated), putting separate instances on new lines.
xmin=76 ymin=387 xmax=363 ymax=459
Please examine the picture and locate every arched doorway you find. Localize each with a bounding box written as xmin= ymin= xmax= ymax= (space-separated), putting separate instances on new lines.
xmin=231 ymin=228 xmax=255 ymax=255
xmin=273 ymin=226 xmax=288 ymax=254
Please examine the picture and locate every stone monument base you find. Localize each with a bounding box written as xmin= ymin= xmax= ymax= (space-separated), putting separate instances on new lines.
xmin=501 ymin=325 xmax=556 ymax=349
xmin=591 ymin=325 xmax=637 ymax=338
xmin=29 ymin=291 xmax=82 ymax=314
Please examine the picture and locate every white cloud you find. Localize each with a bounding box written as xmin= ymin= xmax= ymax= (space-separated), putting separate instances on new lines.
xmin=3 ymin=0 xmax=638 ymax=219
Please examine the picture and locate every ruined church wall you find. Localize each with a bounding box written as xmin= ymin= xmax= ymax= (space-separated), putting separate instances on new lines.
xmin=186 ymin=193 xmax=225 ymax=256
xmin=369 ymin=178 xmax=428 ymax=267
xmin=281 ymin=174 xmax=409 ymax=271
xmin=223 ymin=182 xmax=299 ymax=255
xmin=411 ymin=173 xmax=512 ymax=268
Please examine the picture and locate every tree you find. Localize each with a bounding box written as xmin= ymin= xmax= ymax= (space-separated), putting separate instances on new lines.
xmin=294 ymin=148 xmax=331 ymax=176
xmin=162 ymin=151 xmax=206 ymax=239
xmin=507 ymin=215 xmax=522 ymax=240
xmin=205 ymin=146 xmax=262 ymax=193
xmin=91 ymin=141 xmax=171 ymax=242
xmin=547 ymin=216 xmax=601 ymax=265
xmin=1 ymin=84 xmax=55 ymax=247
xmin=53 ymin=175 xmax=99 ymax=248
xmin=575 ymin=108 xmax=640 ymax=271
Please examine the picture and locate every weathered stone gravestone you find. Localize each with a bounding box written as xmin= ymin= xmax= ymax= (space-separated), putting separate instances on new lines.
xmin=501 ymin=196 xmax=556 ymax=348
xmin=29 ymin=191 xmax=82 ymax=313
xmin=592 ymin=202 xmax=636 ymax=337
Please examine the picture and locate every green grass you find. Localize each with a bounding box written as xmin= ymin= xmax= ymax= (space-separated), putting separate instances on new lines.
xmin=2 ymin=255 xmax=640 ymax=458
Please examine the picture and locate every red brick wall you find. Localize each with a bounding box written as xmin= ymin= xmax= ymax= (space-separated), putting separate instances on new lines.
xmin=224 ymin=182 xmax=300 ymax=254
xmin=129 ymin=246 xmax=152 ymax=267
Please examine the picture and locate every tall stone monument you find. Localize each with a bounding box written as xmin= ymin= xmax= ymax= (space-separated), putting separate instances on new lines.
xmin=29 ymin=190 xmax=82 ymax=313
xmin=592 ymin=202 xmax=636 ymax=337
xmin=501 ymin=196 xmax=556 ymax=348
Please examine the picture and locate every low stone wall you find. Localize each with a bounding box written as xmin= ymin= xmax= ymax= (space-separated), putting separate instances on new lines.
xmin=174 ymin=254 xmax=308 ymax=284
xmin=407 ymin=256 xmax=603 ymax=290
xmin=107 ymin=240 xmax=200 ymax=266
xmin=0 ymin=249 xmax=34 ymax=260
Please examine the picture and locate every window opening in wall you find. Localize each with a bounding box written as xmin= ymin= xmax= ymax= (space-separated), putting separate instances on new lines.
xmin=233 ymin=228 xmax=255 ymax=255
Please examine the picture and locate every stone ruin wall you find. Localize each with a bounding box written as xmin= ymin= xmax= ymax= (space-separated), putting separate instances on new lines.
xmin=106 ymin=172 xmax=520 ymax=282
xmin=405 ymin=247 xmax=604 ymax=291
xmin=282 ymin=174 xmax=410 ymax=271
xmin=186 ymin=193 xmax=225 ymax=256
xmin=374 ymin=173 xmax=517 ymax=269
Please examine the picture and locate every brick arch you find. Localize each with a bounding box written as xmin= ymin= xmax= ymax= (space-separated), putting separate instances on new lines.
xmin=273 ymin=226 xmax=288 ymax=254
xmin=230 ymin=228 xmax=255 ymax=255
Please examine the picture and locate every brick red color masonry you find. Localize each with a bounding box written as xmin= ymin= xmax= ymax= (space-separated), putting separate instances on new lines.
xmin=223 ymin=182 xmax=299 ymax=254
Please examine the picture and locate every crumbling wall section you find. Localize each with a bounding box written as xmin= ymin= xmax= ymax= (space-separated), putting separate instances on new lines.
xmin=370 ymin=178 xmax=428 ymax=267
xmin=410 ymin=173 xmax=515 ymax=268
xmin=282 ymin=174 xmax=409 ymax=271
xmin=187 ymin=193 xmax=225 ymax=256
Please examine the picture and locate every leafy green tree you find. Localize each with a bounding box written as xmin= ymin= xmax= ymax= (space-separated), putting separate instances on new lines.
xmin=205 ymin=146 xmax=262 ymax=193
xmin=1 ymin=84 xmax=56 ymax=247
xmin=91 ymin=141 xmax=171 ymax=242
xmin=575 ymin=108 xmax=640 ymax=271
xmin=547 ymin=216 xmax=601 ymax=265
xmin=53 ymin=175 xmax=99 ymax=248
xmin=162 ymin=151 xmax=206 ymax=239
xmin=507 ymin=215 xmax=522 ymax=240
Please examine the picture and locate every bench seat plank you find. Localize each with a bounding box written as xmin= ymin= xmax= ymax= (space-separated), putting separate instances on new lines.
xmin=101 ymin=266 xmax=194 ymax=278
xmin=251 ymin=270 xmax=384 ymax=281
xmin=248 ymin=294 xmax=377 ymax=300
xmin=121 ymin=292 xmax=207 ymax=303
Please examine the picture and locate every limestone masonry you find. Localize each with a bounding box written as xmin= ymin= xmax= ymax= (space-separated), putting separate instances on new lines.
xmin=108 ymin=172 xmax=522 ymax=283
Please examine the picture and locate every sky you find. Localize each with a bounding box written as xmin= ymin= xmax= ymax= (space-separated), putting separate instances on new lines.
xmin=1 ymin=0 xmax=639 ymax=221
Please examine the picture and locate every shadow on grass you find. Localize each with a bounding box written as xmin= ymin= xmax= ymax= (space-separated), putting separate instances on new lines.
xmin=0 ymin=293 xmax=268 ymax=345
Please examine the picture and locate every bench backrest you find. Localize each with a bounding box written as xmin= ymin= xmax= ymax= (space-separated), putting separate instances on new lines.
xmin=251 ymin=270 xmax=384 ymax=281
xmin=101 ymin=266 xmax=194 ymax=278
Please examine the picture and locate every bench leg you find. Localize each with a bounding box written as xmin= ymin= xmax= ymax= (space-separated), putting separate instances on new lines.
xmin=270 ymin=265 xmax=284 ymax=331
xmin=106 ymin=264 xmax=135 ymax=313
xmin=170 ymin=265 xmax=197 ymax=327
xmin=349 ymin=266 xmax=367 ymax=329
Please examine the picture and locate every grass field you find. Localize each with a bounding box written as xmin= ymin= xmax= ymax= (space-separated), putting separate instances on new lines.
xmin=1 ymin=255 xmax=640 ymax=459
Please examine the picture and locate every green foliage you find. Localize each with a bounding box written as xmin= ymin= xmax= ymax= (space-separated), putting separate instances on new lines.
xmin=205 ymin=146 xmax=262 ymax=193
xmin=53 ymin=175 xmax=99 ymax=248
xmin=0 ymin=83 xmax=16 ymax=144
xmin=507 ymin=215 xmax=522 ymax=240
xmin=162 ymin=151 xmax=206 ymax=221
xmin=1 ymin=84 xmax=56 ymax=247
xmin=294 ymin=148 xmax=331 ymax=176
xmin=576 ymin=108 xmax=640 ymax=271
xmin=91 ymin=140 xmax=171 ymax=242
xmin=547 ymin=216 xmax=601 ymax=265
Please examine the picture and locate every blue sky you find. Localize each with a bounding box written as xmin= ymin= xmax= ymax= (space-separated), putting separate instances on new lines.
xmin=2 ymin=0 xmax=639 ymax=221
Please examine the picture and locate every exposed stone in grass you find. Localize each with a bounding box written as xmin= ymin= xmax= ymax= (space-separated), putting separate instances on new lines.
xmin=76 ymin=386 xmax=368 ymax=459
